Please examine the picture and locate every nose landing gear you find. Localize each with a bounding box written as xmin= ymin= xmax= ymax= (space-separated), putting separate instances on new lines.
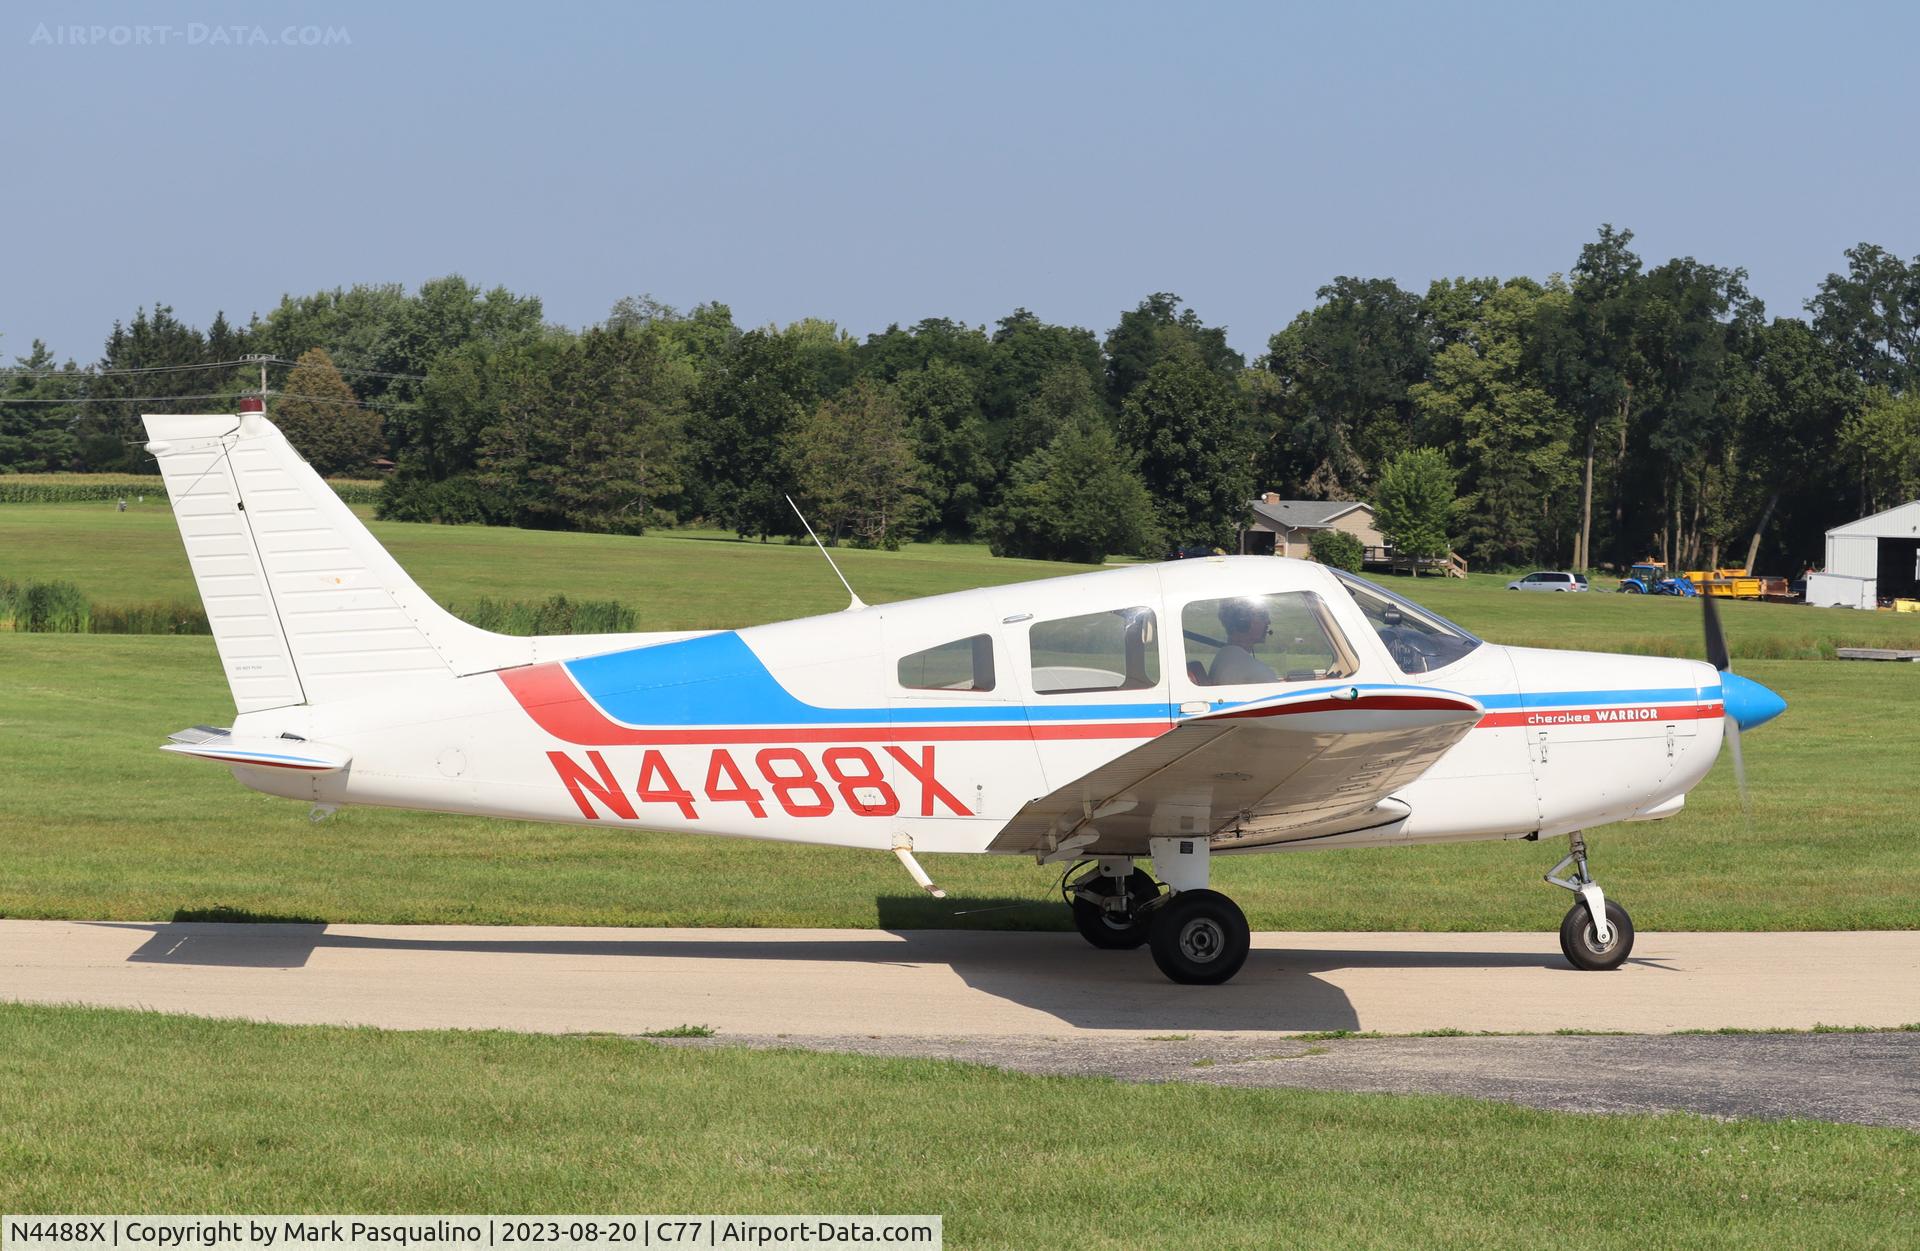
xmin=1546 ymin=831 xmax=1635 ymax=970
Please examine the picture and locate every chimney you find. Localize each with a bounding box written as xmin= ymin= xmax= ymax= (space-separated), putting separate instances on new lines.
xmin=1263 ymin=492 xmax=1280 ymax=504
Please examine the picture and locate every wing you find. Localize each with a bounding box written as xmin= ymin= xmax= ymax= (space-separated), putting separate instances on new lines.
xmin=987 ymin=685 xmax=1482 ymax=857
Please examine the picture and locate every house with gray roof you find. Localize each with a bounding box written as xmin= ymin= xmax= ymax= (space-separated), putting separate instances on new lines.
xmin=1240 ymin=493 xmax=1385 ymax=560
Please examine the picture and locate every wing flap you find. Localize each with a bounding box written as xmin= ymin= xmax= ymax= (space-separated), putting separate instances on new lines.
xmin=988 ymin=686 xmax=1481 ymax=856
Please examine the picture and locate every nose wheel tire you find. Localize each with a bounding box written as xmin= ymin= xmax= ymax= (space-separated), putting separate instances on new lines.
xmin=1148 ymin=889 xmax=1251 ymax=984
xmin=1559 ymin=899 xmax=1634 ymax=971
xmin=1070 ymin=869 xmax=1162 ymax=950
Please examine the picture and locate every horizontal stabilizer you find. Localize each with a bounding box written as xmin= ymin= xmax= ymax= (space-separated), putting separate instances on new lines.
xmin=161 ymin=725 xmax=351 ymax=773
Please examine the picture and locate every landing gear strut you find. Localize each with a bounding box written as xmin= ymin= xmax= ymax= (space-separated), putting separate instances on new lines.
xmin=1065 ymin=860 xmax=1160 ymax=950
xmin=1546 ymin=831 xmax=1635 ymax=971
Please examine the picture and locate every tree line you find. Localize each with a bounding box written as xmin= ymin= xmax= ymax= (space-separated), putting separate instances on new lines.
xmin=4 ymin=227 xmax=1918 ymax=570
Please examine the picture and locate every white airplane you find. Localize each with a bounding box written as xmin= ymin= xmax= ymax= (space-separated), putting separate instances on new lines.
xmin=140 ymin=402 xmax=1786 ymax=985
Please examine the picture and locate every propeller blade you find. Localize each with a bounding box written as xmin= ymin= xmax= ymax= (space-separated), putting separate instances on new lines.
xmin=1702 ymin=591 xmax=1731 ymax=672
xmin=1724 ymin=714 xmax=1749 ymax=810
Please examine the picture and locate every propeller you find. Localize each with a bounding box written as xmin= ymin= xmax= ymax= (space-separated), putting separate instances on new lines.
xmin=1701 ymin=592 xmax=1746 ymax=804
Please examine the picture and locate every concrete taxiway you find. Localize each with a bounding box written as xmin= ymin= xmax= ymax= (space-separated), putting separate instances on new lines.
xmin=7 ymin=920 xmax=1915 ymax=1129
xmin=2 ymin=920 xmax=1913 ymax=1037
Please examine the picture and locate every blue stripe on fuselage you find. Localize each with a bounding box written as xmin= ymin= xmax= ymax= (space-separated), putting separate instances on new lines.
xmin=563 ymin=632 xmax=1168 ymax=726
xmin=561 ymin=632 xmax=1718 ymax=728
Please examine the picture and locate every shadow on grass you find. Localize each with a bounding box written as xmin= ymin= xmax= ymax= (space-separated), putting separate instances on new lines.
xmin=873 ymin=894 xmax=1066 ymax=931
xmin=171 ymin=905 xmax=329 ymax=925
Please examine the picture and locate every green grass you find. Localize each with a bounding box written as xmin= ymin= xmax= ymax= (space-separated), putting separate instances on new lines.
xmin=0 ymin=633 xmax=1914 ymax=930
xmin=0 ymin=502 xmax=1101 ymax=627
xmin=0 ymin=1004 xmax=1910 ymax=1248
xmin=1384 ymin=574 xmax=1920 ymax=660
xmin=6 ymin=498 xmax=1920 ymax=654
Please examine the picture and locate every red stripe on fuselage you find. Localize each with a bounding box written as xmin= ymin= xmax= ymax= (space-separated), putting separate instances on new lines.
xmin=1210 ymin=693 xmax=1480 ymax=720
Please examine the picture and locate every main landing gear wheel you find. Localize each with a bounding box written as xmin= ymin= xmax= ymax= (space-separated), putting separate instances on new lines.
xmin=1070 ymin=868 xmax=1162 ymax=950
xmin=1560 ymin=900 xmax=1634 ymax=971
xmin=1148 ymin=889 xmax=1250 ymax=985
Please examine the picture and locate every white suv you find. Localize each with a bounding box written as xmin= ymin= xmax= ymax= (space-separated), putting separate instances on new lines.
xmin=1507 ymin=571 xmax=1588 ymax=592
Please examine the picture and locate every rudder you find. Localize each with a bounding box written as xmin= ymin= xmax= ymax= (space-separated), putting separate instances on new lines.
xmin=143 ymin=402 xmax=526 ymax=713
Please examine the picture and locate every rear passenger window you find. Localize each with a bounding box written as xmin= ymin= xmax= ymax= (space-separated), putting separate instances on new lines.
xmin=897 ymin=634 xmax=996 ymax=692
xmin=1029 ymin=607 xmax=1160 ymax=694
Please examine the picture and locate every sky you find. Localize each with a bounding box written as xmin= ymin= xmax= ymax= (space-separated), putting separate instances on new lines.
xmin=3 ymin=0 xmax=1916 ymax=363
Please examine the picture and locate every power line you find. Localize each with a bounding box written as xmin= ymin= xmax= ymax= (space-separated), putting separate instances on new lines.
xmin=266 ymin=356 xmax=427 ymax=381
xmin=0 ymin=390 xmax=399 ymax=410
xmin=0 ymin=357 xmax=430 ymax=383
xmin=0 ymin=358 xmax=257 ymax=378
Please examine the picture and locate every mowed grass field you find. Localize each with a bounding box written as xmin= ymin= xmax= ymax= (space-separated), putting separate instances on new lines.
xmin=0 ymin=499 xmax=1103 ymax=627
xmin=1 ymin=1004 xmax=1913 ymax=1248
xmin=9 ymin=496 xmax=1920 ymax=653
xmin=2 ymin=499 xmax=1918 ymax=930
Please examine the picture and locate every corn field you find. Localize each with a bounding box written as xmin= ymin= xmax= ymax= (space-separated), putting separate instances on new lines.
xmin=2 ymin=579 xmax=633 ymax=638
xmin=0 ymin=474 xmax=384 ymax=506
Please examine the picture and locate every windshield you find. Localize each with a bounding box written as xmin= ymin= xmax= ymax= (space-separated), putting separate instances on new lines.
xmin=1331 ymin=570 xmax=1483 ymax=675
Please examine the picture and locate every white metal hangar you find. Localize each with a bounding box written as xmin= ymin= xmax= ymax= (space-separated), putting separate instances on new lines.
xmin=1825 ymin=500 xmax=1920 ymax=601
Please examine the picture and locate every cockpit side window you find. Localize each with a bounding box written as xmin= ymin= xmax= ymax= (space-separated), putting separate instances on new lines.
xmin=897 ymin=634 xmax=996 ymax=692
xmin=1333 ymin=570 xmax=1483 ymax=675
xmin=1028 ymin=607 xmax=1160 ymax=695
xmin=1181 ymin=591 xmax=1356 ymax=686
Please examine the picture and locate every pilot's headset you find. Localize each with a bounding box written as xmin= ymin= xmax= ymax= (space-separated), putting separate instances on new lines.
xmin=1219 ymin=598 xmax=1270 ymax=637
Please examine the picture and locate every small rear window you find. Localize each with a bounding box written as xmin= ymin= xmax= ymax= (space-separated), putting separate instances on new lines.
xmin=898 ymin=634 xmax=996 ymax=692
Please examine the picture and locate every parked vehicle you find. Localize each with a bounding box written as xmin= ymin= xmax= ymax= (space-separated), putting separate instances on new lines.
xmin=1507 ymin=571 xmax=1589 ymax=592
xmin=1619 ymin=562 xmax=1697 ymax=596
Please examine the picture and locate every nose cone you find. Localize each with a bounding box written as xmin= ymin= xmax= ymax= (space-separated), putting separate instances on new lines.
xmin=1721 ymin=671 xmax=1786 ymax=731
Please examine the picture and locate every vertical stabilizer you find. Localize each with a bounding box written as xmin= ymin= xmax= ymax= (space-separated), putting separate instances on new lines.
xmin=142 ymin=402 xmax=531 ymax=712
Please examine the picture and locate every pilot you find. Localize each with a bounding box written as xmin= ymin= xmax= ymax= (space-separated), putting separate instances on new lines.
xmin=1208 ymin=598 xmax=1280 ymax=684
xmin=1378 ymin=604 xmax=1430 ymax=672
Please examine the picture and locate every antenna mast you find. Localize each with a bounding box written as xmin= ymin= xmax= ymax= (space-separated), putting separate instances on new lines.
xmin=786 ymin=495 xmax=866 ymax=611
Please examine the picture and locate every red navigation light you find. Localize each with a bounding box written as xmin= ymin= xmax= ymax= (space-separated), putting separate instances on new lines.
xmin=239 ymin=396 xmax=265 ymax=413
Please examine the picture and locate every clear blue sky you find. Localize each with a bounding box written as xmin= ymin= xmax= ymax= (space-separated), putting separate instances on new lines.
xmin=3 ymin=0 xmax=1915 ymax=363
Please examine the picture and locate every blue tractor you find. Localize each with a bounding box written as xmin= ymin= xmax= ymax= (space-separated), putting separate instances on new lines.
xmin=1619 ymin=561 xmax=1696 ymax=596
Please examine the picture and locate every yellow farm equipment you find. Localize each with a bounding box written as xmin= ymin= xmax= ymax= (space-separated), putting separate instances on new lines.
xmin=1682 ymin=567 xmax=1790 ymax=600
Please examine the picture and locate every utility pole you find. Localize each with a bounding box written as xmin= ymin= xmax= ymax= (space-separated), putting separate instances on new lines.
xmin=242 ymin=353 xmax=272 ymax=399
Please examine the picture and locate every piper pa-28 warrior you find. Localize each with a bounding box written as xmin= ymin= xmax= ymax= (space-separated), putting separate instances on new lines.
xmin=141 ymin=401 xmax=1787 ymax=985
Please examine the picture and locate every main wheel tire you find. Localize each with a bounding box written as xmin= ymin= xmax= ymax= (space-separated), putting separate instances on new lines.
xmin=1070 ymin=869 xmax=1161 ymax=950
xmin=1559 ymin=899 xmax=1634 ymax=971
xmin=1148 ymin=889 xmax=1251 ymax=985
xmin=1623 ymin=584 xmax=1644 ymax=594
